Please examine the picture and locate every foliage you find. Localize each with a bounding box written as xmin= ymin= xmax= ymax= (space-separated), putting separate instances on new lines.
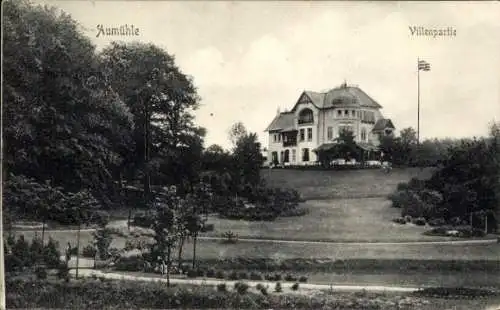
xmin=274 ymin=282 xmax=283 ymax=292
xmin=82 ymin=244 xmax=97 ymax=258
xmin=389 ymin=123 xmax=500 ymax=232
xmin=3 ymin=1 xmax=134 ymax=207
xmin=5 ymin=235 xmax=62 ymax=272
xmin=234 ymin=282 xmax=250 ymax=295
xmin=291 ymin=283 xmax=300 ymax=291
xmin=92 ymin=228 xmax=114 ymax=260
xmin=216 ymin=283 xmax=227 ymax=292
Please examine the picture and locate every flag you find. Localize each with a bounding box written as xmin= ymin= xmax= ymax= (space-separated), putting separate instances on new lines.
xmin=418 ymin=60 xmax=431 ymax=71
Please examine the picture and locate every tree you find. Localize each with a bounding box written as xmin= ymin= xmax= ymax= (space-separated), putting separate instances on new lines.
xmin=228 ymin=122 xmax=248 ymax=147
xmin=231 ymin=131 xmax=264 ymax=193
xmin=3 ymin=1 xmax=134 ymax=207
xmin=334 ymin=129 xmax=360 ymax=161
xmin=99 ymin=42 xmax=204 ymax=207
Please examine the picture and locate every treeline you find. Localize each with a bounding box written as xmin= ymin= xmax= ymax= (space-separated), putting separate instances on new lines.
xmin=379 ymin=127 xmax=469 ymax=167
xmin=389 ymin=123 xmax=500 ymax=232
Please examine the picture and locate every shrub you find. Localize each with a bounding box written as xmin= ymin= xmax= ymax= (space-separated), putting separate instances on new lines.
xmin=186 ymin=269 xmax=198 ymax=278
xmin=428 ymin=218 xmax=446 ymax=227
xmin=250 ymin=271 xmax=263 ymax=280
xmin=196 ymin=268 xmax=206 ymax=277
xmin=404 ymin=215 xmax=413 ymax=223
xmin=284 ymin=274 xmax=297 ymax=282
xmin=291 ymin=283 xmax=299 ymax=291
xmin=215 ymin=270 xmax=225 ymax=279
xmin=298 ymin=276 xmax=308 ymax=283
xmin=216 ymin=283 xmax=227 ymax=292
xmin=57 ymin=263 xmax=69 ymax=281
xmin=412 ymin=217 xmax=427 ymax=226
xmin=256 ymin=284 xmax=268 ymax=296
xmin=274 ymin=282 xmax=282 ymax=292
xmin=228 ymin=271 xmax=239 ymax=280
xmin=234 ymin=282 xmax=249 ymax=294
xmin=206 ymin=268 xmax=216 ymax=278
xmin=392 ymin=217 xmax=406 ymax=225
xmin=43 ymin=238 xmax=61 ymax=268
xmin=82 ymin=244 xmax=97 ymax=258
xmin=35 ymin=266 xmax=47 ymax=280
xmin=221 ymin=231 xmax=238 ymax=244
xmin=238 ymin=271 xmax=248 ymax=280
xmin=200 ymin=223 xmax=215 ymax=232
xmin=114 ymin=255 xmax=144 ymax=272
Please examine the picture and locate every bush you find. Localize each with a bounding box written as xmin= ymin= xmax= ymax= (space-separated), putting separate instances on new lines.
xmin=221 ymin=231 xmax=238 ymax=244
xmin=196 ymin=268 xmax=206 ymax=277
xmin=35 ymin=266 xmax=47 ymax=279
xmin=274 ymin=282 xmax=282 ymax=292
xmin=392 ymin=217 xmax=406 ymax=225
xmin=428 ymin=218 xmax=446 ymax=227
xmin=250 ymin=272 xmax=263 ymax=280
xmin=114 ymin=255 xmax=144 ymax=272
xmin=404 ymin=215 xmax=413 ymax=223
xmin=57 ymin=263 xmax=70 ymax=281
xmin=43 ymin=238 xmax=61 ymax=268
xmin=291 ymin=283 xmax=299 ymax=291
xmin=412 ymin=217 xmax=427 ymax=226
xmin=298 ymin=276 xmax=308 ymax=283
xmin=82 ymin=244 xmax=97 ymax=258
xmin=238 ymin=271 xmax=248 ymax=280
xmin=284 ymin=274 xmax=297 ymax=282
xmin=215 ymin=270 xmax=225 ymax=279
xmin=200 ymin=223 xmax=215 ymax=232
xmin=206 ymin=269 xmax=216 ymax=278
xmin=256 ymin=284 xmax=268 ymax=296
xmin=228 ymin=271 xmax=239 ymax=280
xmin=234 ymin=282 xmax=249 ymax=294
xmin=186 ymin=269 xmax=198 ymax=278
xmin=216 ymin=283 xmax=227 ymax=292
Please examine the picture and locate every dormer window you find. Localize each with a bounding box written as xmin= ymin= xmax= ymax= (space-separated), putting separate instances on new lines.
xmin=298 ymin=108 xmax=314 ymax=124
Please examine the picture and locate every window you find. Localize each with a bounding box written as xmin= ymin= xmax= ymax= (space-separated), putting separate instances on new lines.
xmin=271 ymin=152 xmax=278 ymax=164
xmin=299 ymin=129 xmax=305 ymax=141
xmin=352 ymin=110 xmax=356 ymax=117
xmin=344 ymin=110 xmax=349 ymax=116
xmin=284 ymin=150 xmax=290 ymax=163
xmin=292 ymin=149 xmax=296 ymax=162
xmin=338 ymin=125 xmax=354 ymax=137
xmin=278 ymin=134 xmax=281 ymax=142
xmin=280 ymin=151 xmax=284 ymax=163
xmin=302 ymin=148 xmax=310 ymax=162
xmin=337 ymin=110 xmax=342 ymax=117
xmin=273 ymin=134 xmax=277 ymax=143
xmin=298 ymin=108 xmax=314 ymax=124
xmin=307 ymin=128 xmax=313 ymax=141
xmin=361 ymin=128 xmax=367 ymax=141
xmin=327 ymin=126 xmax=333 ymax=140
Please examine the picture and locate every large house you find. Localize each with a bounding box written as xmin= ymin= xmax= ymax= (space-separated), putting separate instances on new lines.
xmin=264 ymin=82 xmax=395 ymax=166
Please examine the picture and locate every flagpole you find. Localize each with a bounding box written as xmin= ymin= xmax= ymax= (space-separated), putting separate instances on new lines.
xmin=417 ymin=57 xmax=420 ymax=147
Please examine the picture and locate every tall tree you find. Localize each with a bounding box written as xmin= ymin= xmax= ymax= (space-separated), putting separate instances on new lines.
xmin=3 ymin=1 xmax=133 ymax=206
xmin=99 ymin=42 xmax=204 ymax=205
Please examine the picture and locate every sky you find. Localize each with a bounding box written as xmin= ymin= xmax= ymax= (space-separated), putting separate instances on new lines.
xmin=39 ymin=1 xmax=500 ymax=150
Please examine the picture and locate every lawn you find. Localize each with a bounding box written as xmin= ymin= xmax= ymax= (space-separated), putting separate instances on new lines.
xmin=204 ymin=197 xmax=452 ymax=242
xmin=261 ymin=167 xmax=435 ymax=200
xmin=10 ymin=229 xmax=500 ymax=262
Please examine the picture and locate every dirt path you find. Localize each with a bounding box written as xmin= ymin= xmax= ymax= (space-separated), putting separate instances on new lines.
xmin=70 ymin=269 xmax=421 ymax=293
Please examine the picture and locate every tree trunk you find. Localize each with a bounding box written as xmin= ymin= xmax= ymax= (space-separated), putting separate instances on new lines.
xmin=166 ymin=249 xmax=171 ymax=287
xmin=127 ymin=209 xmax=132 ymax=232
xmin=41 ymin=217 xmax=46 ymax=246
xmin=76 ymin=223 xmax=81 ymax=279
xmin=192 ymin=233 xmax=197 ymax=269
xmin=177 ymin=236 xmax=185 ymax=270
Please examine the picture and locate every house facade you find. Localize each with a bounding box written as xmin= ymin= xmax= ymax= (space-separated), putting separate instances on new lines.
xmin=264 ymin=83 xmax=395 ymax=166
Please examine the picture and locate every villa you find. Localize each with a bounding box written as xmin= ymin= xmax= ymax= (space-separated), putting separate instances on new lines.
xmin=264 ymin=82 xmax=395 ymax=166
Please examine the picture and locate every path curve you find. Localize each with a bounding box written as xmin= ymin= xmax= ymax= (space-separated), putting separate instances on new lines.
xmin=41 ymin=228 xmax=498 ymax=246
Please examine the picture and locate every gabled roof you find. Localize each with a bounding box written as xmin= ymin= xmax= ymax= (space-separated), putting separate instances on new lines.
xmin=372 ymin=119 xmax=395 ymax=132
xmin=264 ymin=112 xmax=296 ymax=132
xmin=292 ymin=85 xmax=382 ymax=111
